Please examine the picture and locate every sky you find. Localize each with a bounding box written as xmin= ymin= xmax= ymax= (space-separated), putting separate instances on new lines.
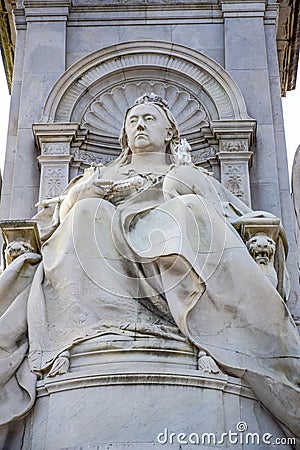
xmin=0 ymin=57 xmax=299 ymax=179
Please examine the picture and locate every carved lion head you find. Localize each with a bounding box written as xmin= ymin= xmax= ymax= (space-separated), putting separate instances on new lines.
xmin=246 ymin=233 xmax=276 ymax=265
xmin=5 ymin=240 xmax=34 ymax=265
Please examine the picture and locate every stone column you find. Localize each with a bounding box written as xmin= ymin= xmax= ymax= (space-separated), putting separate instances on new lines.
xmin=5 ymin=0 xmax=70 ymax=219
xmin=264 ymin=4 xmax=300 ymax=317
xmin=221 ymin=0 xmax=300 ymax=314
xmin=220 ymin=0 xmax=281 ymax=216
xmin=0 ymin=7 xmax=26 ymax=220
xmin=33 ymin=123 xmax=79 ymax=203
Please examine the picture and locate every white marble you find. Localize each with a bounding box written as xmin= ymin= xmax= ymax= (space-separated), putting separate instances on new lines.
xmin=1 ymin=2 xmax=300 ymax=449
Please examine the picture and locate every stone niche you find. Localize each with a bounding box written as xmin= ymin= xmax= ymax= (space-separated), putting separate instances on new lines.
xmin=33 ymin=41 xmax=256 ymax=207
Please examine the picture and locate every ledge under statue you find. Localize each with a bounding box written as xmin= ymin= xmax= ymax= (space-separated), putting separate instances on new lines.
xmin=0 ymin=94 xmax=299 ymax=449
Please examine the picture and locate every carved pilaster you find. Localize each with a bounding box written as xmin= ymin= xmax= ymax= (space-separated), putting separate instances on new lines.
xmin=38 ymin=157 xmax=72 ymax=200
xmin=217 ymin=150 xmax=253 ymax=206
xmin=211 ymin=120 xmax=256 ymax=207
xmin=33 ymin=123 xmax=80 ymax=203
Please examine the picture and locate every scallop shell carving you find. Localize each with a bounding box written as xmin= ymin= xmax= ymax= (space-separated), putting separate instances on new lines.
xmin=82 ymin=81 xmax=209 ymax=138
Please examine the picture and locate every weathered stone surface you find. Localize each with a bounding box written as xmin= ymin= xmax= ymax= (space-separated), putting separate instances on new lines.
xmin=0 ymin=95 xmax=299 ymax=450
xmin=0 ymin=2 xmax=299 ymax=449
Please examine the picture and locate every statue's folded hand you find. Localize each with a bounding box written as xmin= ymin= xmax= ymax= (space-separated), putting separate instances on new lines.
xmin=76 ymin=179 xmax=114 ymax=201
xmin=59 ymin=173 xmax=113 ymax=221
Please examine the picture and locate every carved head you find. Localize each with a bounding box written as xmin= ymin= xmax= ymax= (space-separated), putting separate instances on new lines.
xmin=246 ymin=233 xmax=276 ymax=265
xmin=118 ymin=93 xmax=180 ymax=163
xmin=5 ymin=240 xmax=34 ymax=265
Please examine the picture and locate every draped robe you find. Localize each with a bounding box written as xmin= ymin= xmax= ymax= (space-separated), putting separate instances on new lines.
xmin=0 ymin=163 xmax=299 ymax=445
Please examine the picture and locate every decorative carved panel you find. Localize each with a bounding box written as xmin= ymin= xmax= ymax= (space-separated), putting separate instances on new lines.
xmin=217 ymin=152 xmax=253 ymax=206
xmin=42 ymin=143 xmax=70 ymax=155
xmin=219 ymin=139 xmax=248 ymax=153
xmin=73 ymin=149 xmax=116 ymax=166
xmin=82 ymin=81 xmax=209 ymax=139
xmin=44 ymin=168 xmax=64 ymax=198
xmin=191 ymin=147 xmax=217 ymax=164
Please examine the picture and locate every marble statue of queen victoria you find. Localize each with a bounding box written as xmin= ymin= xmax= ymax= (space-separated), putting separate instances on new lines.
xmin=0 ymin=93 xmax=300 ymax=446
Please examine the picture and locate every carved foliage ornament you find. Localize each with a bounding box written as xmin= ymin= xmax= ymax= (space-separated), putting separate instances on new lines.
xmin=224 ymin=165 xmax=245 ymax=198
xmin=191 ymin=147 xmax=216 ymax=164
xmin=42 ymin=143 xmax=69 ymax=156
xmin=73 ymin=149 xmax=115 ymax=166
xmin=45 ymin=168 xmax=63 ymax=198
xmin=219 ymin=140 xmax=248 ymax=152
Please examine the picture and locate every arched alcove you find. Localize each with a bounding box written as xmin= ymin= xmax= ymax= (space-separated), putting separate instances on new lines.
xmin=41 ymin=40 xmax=251 ymax=122
xmin=33 ymin=41 xmax=256 ymax=205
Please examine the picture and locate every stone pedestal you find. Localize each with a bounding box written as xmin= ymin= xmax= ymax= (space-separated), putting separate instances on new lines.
xmin=20 ymin=337 xmax=291 ymax=450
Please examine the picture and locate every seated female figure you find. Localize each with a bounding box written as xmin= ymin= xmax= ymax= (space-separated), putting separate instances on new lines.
xmin=0 ymin=94 xmax=299 ymax=446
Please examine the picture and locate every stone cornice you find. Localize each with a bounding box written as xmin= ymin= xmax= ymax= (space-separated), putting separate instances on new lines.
xmin=32 ymin=122 xmax=80 ymax=148
xmin=220 ymin=1 xmax=266 ymax=17
xmin=277 ymin=0 xmax=300 ymax=95
xmin=0 ymin=0 xmax=298 ymax=95
xmin=0 ymin=0 xmax=15 ymax=92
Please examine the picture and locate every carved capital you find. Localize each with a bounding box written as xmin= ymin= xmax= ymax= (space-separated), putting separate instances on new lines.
xmin=211 ymin=119 xmax=256 ymax=146
xmin=240 ymin=217 xmax=282 ymax=244
xmin=33 ymin=123 xmax=80 ymax=152
xmin=33 ymin=123 xmax=81 ymax=203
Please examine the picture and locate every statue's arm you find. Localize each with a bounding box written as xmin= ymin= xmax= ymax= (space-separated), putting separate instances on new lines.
xmin=34 ymin=167 xmax=114 ymax=237
xmin=163 ymin=164 xmax=251 ymax=218
xmin=59 ymin=167 xmax=113 ymax=221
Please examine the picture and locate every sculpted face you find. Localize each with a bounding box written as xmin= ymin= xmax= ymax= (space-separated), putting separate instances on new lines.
xmin=125 ymin=104 xmax=173 ymax=154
